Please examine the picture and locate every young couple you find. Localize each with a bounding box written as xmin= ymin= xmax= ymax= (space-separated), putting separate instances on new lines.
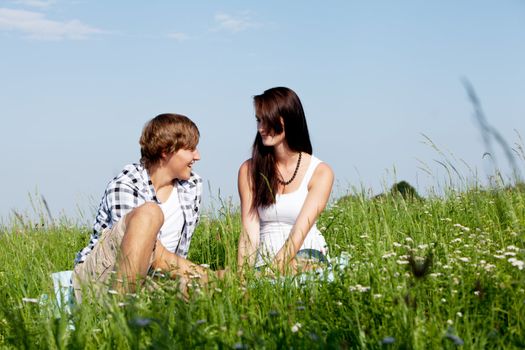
xmin=72 ymin=87 xmax=334 ymax=302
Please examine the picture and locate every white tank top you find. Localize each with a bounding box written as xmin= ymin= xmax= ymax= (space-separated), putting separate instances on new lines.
xmin=255 ymin=155 xmax=328 ymax=267
xmin=158 ymin=187 xmax=185 ymax=253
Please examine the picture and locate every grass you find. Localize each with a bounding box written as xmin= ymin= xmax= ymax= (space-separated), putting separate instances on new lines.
xmin=0 ymin=181 xmax=524 ymax=349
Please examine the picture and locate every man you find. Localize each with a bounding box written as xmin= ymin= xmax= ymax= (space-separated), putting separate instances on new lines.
xmin=73 ymin=113 xmax=211 ymax=302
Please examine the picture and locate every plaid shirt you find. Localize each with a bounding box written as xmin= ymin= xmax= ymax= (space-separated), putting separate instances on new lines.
xmin=75 ymin=163 xmax=202 ymax=265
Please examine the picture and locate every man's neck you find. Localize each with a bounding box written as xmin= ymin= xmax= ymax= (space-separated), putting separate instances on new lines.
xmin=148 ymin=164 xmax=174 ymax=194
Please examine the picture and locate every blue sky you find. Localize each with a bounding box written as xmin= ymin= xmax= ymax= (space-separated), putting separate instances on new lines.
xmin=1 ymin=1 xmax=524 ymax=224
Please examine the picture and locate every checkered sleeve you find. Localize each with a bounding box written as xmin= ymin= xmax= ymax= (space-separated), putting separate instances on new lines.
xmin=175 ymin=172 xmax=203 ymax=257
xmin=75 ymin=165 xmax=151 ymax=265
xmin=193 ymin=176 xmax=203 ymax=225
xmin=105 ymin=181 xmax=144 ymax=223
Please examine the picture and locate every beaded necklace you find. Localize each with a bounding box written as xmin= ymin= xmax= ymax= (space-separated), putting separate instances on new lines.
xmin=278 ymin=152 xmax=302 ymax=186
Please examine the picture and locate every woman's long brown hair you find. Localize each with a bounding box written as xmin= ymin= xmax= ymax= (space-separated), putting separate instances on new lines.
xmin=250 ymin=87 xmax=313 ymax=211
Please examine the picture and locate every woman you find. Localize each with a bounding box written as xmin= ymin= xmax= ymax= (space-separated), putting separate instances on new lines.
xmin=237 ymin=87 xmax=334 ymax=274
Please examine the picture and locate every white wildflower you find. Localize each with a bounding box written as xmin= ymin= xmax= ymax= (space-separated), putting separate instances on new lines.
xmin=458 ymin=257 xmax=470 ymax=263
xmin=484 ymin=264 xmax=496 ymax=271
xmin=373 ymin=294 xmax=382 ymax=299
xmin=108 ymin=290 xmax=118 ymax=295
xmin=414 ymin=256 xmax=425 ymax=263
xmin=450 ymin=238 xmax=462 ymax=244
xmin=456 ymin=312 xmax=463 ymax=318
xmin=359 ymin=285 xmax=371 ymax=292
xmin=441 ymin=298 xmax=447 ymax=303
xmin=504 ymin=252 xmax=516 ymax=257
xmin=508 ymin=258 xmax=524 ymax=270
xmin=447 ymin=319 xmax=454 ymax=325
xmin=291 ymin=322 xmax=302 ymax=333
xmin=493 ymin=254 xmax=505 ymax=259
xmin=350 ymin=284 xmax=370 ymax=293
xmin=506 ymin=245 xmax=519 ymax=251
xmin=418 ymin=244 xmax=429 ymax=250
xmin=393 ymin=242 xmax=402 ymax=247
xmin=453 ymin=223 xmax=470 ymax=232
xmin=396 ymin=260 xmax=409 ymax=265
xmin=382 ymin=252 xmax=396 ymax=259
xmin=22 ymin=298 xmax=38 ymax=303
xmin=405 ymin=237 xmax=413 ymax=243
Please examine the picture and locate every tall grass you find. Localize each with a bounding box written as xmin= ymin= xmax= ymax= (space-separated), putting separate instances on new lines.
xmin=0 ymin=177 xmax=524 ymax=348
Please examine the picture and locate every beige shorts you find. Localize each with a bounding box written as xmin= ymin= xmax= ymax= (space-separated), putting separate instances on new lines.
xmin=72 ymin=217 xmax=155 ymax=302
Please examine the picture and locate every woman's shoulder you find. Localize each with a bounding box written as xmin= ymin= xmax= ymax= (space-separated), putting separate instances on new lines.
xmin=308 ymin=156 xmax=334 ymax=188
xmin=238 ymin=158 xmax=253 ymax=172
xmin=309 ymin=155 xmax=332 ymax=173
xmin=238 ymin=159 xmax=253 ymax=184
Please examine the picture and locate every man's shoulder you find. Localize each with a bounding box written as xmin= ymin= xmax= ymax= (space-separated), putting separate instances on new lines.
xmin=189 ymin=171 xmax=202 ymax=184
xmin=177 ymin=172 xmax=203 ymax=196
xmin=106 ymin=163 xmax=149 ymax=191
xmin=113 ymin=163 xmax=146 ymax=182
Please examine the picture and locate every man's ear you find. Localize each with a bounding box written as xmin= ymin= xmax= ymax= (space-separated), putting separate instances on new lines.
xmin=160 ymin=150 xmax=170 ymax=162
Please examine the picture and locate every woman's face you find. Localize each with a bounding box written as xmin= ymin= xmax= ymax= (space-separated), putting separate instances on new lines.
xmin=256 ymin=116 xmax=285 ymax=147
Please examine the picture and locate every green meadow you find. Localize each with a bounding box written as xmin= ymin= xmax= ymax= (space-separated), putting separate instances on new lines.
xmin=0 ymin=178 xmax=524 ymax=349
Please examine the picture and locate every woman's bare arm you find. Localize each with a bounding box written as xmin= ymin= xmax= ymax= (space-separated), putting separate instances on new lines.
xmin=273 ymin=162 xmax=334 ymax=273
xmin=237 ymin=160 xmax=261 ymax=271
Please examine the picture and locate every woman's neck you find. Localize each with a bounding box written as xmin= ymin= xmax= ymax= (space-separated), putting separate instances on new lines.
xmin=274 ymin=144 xmax=298 ymax=166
